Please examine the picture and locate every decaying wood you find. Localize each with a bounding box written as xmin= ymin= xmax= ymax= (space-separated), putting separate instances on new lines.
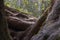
xmin=4 ymin=6 xmax=37 ymax=31
xmin=7 ymin=16 xmax=35 ymax=31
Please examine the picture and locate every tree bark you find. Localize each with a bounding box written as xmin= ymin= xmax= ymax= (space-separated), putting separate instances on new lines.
xmin=0 ymin=0 xmax=12 ymax=40
xmin=31 ymin=0 xmax=60 ymax=40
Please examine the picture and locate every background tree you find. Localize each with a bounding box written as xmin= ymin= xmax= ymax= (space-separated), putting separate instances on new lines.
xmin=4 ymin=0 xmax=51 ymax=17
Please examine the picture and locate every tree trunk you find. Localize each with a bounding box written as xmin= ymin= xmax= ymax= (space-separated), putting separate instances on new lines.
xmin=31 ymin=0 xmax=60 ymax=40
xmin=0 ymin=0 xmax=12 ymax=40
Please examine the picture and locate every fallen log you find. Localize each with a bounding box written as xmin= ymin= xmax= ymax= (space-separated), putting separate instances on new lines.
xmin=7 ymin=16 xmax=35 ymax=31
xmin=4 ymin=6 xmax=37 ymax=31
